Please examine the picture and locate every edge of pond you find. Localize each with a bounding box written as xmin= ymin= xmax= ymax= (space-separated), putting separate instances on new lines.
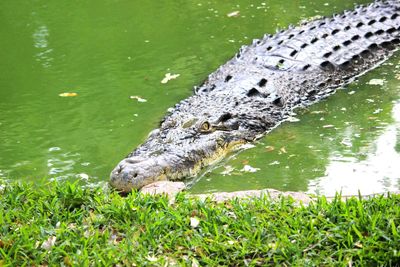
xmin=140 ymin=181 xmax=400 ymax=204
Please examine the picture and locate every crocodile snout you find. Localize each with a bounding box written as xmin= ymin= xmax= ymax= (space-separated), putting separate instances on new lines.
xmin=110 ymin=156 xmax=168 ymax=192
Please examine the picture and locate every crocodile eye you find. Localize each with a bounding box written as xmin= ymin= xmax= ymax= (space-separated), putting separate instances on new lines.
xmin=199 ymin=121 xmax=212 ymax=133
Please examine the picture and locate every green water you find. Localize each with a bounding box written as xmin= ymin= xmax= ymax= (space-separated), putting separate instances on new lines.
xmin=1 ymin=0 xmax=399 ymax=195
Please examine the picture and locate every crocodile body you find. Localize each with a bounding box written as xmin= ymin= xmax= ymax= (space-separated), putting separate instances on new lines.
xmin=111 ymin=1 xmax=400 ymax=192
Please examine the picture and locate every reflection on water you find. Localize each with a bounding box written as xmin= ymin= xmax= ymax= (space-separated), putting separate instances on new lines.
xmin=32 ymin=21 xmax=53 ymax=68
xmin=308 ymin=101 xmax=400 ymax=196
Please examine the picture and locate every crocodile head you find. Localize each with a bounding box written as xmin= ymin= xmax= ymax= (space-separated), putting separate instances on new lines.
xmin=110 ymin=92 xmax=273 ymax=192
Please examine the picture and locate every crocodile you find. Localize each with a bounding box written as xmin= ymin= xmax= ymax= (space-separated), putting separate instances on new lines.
xmin=110 ymin=0 xmax=400 ymax=192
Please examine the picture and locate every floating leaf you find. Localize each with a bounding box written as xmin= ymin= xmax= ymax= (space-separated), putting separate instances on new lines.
xmin=227 ymin=11 xmax=240 ymax=17
xmin=161 ymin=73 xmax=180 ymax=84
xmin=59 ymin=92 xmax=77 ymax=97
xmin=265 ymin=146 xmax=275 ymax=152
xmin=130 ymin=96 xmax=147 ymax=102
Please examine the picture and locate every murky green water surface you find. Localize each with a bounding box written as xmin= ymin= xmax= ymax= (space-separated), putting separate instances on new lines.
xmin=1 ymin=0 xmax=399 ymax=195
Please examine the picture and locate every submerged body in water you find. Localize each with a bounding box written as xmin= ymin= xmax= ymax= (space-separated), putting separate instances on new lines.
xmin=110 ymin=1 xmax=400 ymax=192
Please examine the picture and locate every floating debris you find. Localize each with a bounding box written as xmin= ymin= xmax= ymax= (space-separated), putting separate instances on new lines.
xmin=161 ymin=73 xmax=180 ymax=84
xmin=240 ymin=165 xmax=260 ymax=173
xmin=77 ymin=173 xmax=89 ymax=180
xmin=265 ymin=146 xmax=275 ymax=152
xmin=340 ymin=138 xmax=352 ymax=147
xmin=322 ymin=124 xmax=334 ymax=128
xmin=367 ymin=78 xmax=385 ymax=85
xmin=310 ymin=110 xmax=326 ymax=114
xmin=238 ymin=143 xmax=255 ymax=150
xmin=269 ymin=161 xmax=280 ymax=166
xmin=287 ymin=116 xmax=300 ymax=122
xmin=59 ymin=92 xmax=77 ymax=97
xmin=220 ymin=165 xmax=234 ymax=176
xmin=227 ymin=11 xmax=240 ymax=17
xmin=130 ymin=96 xmax=147 ymax=102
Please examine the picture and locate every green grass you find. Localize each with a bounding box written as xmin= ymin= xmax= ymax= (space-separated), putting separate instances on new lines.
xmin=0 ymin=181 xmax=399 ymax=266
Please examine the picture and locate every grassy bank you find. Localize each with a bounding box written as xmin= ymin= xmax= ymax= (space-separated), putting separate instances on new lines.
xmin=0 ymin=182 xmax=399 ymax=266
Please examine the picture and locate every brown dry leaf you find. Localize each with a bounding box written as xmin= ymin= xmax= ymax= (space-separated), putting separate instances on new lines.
xmin=265 ymin=146 xmax=275 ymax=152
xmin=59 ymin=92 xmax=77 ymax=97
xmin=63 ymin=256 xmax=73 ymax=267
xmin=227 ymin=11 xmax=240 ymax=17
xmin=41 ymin=236 xmax=56 ymax=250
xmin=161 ymin=73 xmax=180 ymax=84
xmin=242 ymin=159 xmax=249 ymax=165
